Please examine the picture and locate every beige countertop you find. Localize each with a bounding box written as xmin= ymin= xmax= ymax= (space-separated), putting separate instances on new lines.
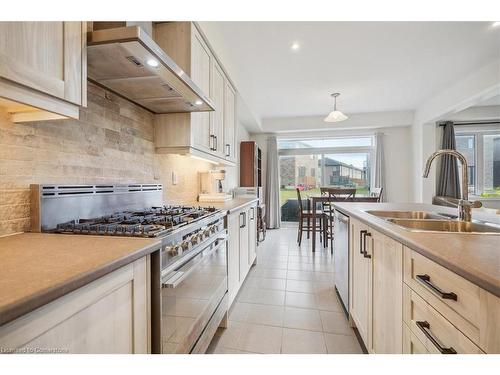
xmin=193 ymin=197 xmax=259 ymax=214
xmin=332 ymin=202 xmax=500 ymax=297
xmin=0 ymin=233 xmax=161 ymax=326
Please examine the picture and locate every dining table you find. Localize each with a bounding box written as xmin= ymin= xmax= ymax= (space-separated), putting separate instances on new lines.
xmin=305 ymin=193 xmax=380 ymax=252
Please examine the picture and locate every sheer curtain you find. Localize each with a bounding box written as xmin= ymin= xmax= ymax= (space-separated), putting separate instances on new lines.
xmin=372 ymin=132 xmax=386 ymax=201
xmin=436 ymin=121 xmax=460 ymax=198
xmin=265 ymin=136 xmax=281 ymax=229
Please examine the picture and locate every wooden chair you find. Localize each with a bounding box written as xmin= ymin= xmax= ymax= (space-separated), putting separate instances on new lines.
xmin=326 ymin=188 xmax=356 ymax=200
xmin=370 ymin=187 xmax=383 ymax=202
xmin=322 ymin=188 xmax=356 ymax=252
xmin=296 ymin=188 xmax=325 ymax=247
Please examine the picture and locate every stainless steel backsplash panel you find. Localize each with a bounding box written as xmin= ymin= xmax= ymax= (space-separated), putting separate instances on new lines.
xmin=31 ymin=184 xmax=163 ymax=231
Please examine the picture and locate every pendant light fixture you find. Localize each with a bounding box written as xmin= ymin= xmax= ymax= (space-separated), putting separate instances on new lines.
xmin=324 ymin=93 xmax=348 ymax=122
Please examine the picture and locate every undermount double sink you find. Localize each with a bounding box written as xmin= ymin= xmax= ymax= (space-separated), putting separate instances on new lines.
xmin=365 ymin=210 xmax=500 ymax=234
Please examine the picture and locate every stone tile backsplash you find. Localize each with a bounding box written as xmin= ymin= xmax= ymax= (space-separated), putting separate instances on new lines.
xmin=0 ymin=83 xmax=213 ymax=236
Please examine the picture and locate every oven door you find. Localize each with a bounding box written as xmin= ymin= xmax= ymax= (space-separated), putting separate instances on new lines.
xmin=161 ymin=235 xmax=228 ymax=354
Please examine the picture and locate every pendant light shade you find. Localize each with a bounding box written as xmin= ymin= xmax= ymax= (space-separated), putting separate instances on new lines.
xmin=324 ymin=93 xmax=348 ymax=122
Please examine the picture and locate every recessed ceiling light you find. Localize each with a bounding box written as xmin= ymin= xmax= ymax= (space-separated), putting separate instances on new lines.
xmin=290 ymin=42 xmax=300 ymax=51
xmin=146 ymin=59 xmax=159 ymax=67
xmin=492 ymin=21 xmax=500 ymax=28
xmin=195 ymin=100 xmax=203 ymax=106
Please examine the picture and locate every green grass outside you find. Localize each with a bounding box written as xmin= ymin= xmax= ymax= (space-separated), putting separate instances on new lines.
xmin=480 ymin=187 xmax=500 ymax=198
xmin=280 ymin=187 xmax=369 ymax=207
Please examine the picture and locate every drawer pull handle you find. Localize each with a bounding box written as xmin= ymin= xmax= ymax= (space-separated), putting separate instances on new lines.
xmin=416 ymin=321 xmax=457 ymax=354
xmin=416 ymin=274 xmax=458 ymax=301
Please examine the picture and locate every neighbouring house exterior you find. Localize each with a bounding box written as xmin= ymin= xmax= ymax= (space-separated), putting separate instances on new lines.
xmin=280 ymin=155 xmax=368 ymax=190
xmin=279 ymin=154 xmax=320 ymax=189
xmin=323 ymin=157 xmax=367 ymax=188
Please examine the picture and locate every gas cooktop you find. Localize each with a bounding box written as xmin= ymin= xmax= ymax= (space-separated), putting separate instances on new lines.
xmin=53 ymin=205 xmax=220 ymax=238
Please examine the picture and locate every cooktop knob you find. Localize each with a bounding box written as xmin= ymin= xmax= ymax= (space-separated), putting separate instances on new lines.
xmin=166 ymin=245 xmax=180 ymax=256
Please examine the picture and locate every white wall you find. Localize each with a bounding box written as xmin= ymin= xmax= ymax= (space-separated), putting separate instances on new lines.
xmin=252 ymin=125 xmax=413 ymax=203
xmin=411 ymin=59 xmax=500 ymax=202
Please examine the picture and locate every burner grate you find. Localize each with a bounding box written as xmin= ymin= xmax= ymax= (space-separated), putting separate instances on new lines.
xmin=52 ymin=205 xmax=219 ymax=238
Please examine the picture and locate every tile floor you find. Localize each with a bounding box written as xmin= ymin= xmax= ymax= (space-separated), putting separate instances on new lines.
xmin=206 ymin=225 xmax=363 ymax=354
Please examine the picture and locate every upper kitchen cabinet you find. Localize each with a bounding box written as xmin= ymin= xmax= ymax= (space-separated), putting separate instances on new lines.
xmin=153 ymin=22 xmax=237 ymax=165
xmin=0 ymin=22 xmax=87 ymax=123
xmin=223 ymin=80 xmax=237 ymax=163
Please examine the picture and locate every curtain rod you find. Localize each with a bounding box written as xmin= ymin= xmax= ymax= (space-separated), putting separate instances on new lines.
xmin=438 ymin=120 xmax=500 ymax=126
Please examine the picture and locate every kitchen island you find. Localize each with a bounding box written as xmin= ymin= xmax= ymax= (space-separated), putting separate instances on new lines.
xmin=0 ymin=233 xmax=161 ymax=353
xmin=332 ymin=202 xmax=499 ymax=354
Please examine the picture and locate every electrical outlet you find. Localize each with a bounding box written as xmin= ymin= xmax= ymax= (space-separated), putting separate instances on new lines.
xmin=172 ymin=171 xmax=178 ymax=185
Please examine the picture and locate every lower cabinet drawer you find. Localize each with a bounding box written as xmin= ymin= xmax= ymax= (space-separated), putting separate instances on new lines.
xmin=403 ymin=284 xmax=483 ymax=354
xmin=403 ymin=323 xmax=428 ymax=354
xmin=404 ymin=247 xmax=480 ymax=333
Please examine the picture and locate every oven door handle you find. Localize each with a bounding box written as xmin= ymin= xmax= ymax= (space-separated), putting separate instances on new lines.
xmin=162 ymin=237 xmax=227 ymax=288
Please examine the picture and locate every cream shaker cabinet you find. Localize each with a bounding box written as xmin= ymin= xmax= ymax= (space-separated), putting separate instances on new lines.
xmin=210 ymin=60 xmax=225 ymax=158
xmin=226 ymin=202 xmax=258 ymax=307
xmin=227 ymin=212 xmax=241 ymax=306
xmin=350 ymin=218 xmax=403 ymax=353
xmin=0 ymin=256 xmax=151 ymax=354
xmin=223 ymin=79 xmax=237 ymax=163
xmin=190 ymin=27 xmax=212 ymax=153
xmin=0 ymin=21 xmax=87 ymax=122
xmin=369 ymin=229 xmax=403 ymax=354
xmin=348 ymin=215 xmax=499 ymax=354
xmin=349 ymin=218 xmax=371 ymax=347
xmin=247 ymin=206 xmax=257 ymax=266
xmin=153 ymin=22 xmax=236 ymax=165
xmin=238 ymin=209 xmax=250 ymax=284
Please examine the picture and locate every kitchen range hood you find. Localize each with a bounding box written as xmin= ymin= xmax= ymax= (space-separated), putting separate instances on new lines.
xmin=87 ymin=26 xmax=214 ymax=113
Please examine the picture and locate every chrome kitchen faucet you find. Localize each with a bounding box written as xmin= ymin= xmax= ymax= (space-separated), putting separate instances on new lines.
xmin=422 ymin=149 xmax=481 ymax=222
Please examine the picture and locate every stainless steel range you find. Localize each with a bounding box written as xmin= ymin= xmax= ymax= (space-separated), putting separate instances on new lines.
xmin=31 ymin=184 xmax=228 ymax=354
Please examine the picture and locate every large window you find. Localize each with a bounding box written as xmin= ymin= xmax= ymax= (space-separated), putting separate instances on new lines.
xmin=278 ymin=136 xmax=373 ymax=221
xmin=455 ymin=129 xmax=500 ymax=198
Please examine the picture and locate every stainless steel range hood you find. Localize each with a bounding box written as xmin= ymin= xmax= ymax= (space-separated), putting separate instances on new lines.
xmin=87 ymin=26 xmax=215 ymax=113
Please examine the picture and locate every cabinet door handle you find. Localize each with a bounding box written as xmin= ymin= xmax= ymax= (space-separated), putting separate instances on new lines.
xmin=416 ymin=274 xmax=458 ymax=301
xmin=210 ymin=135 xmax=215 ymax=151
xmin=226 ymin=144 xmax=230 ymax=157
xmin=359 ymin=230 xmax=367 ymax=255
xmin=415 ymin=321 xmax=457 ymax=354
xmin=250 ymin=207 xmax=255 ymax=220
xmin=240 ymin=212 xmax=246 ymax=228
xmin=214 ymin=135 xmax=218 ymax=151
xmin=363 ymin=232 xmax=372 ymax=259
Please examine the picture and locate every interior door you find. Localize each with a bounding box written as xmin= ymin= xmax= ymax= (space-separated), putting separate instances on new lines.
xmin=210 ymin=61 xmax=225 ymax=156
xmin=0 ymin=22 xmax=83 ymax=105
xmin=223 ymin=80 xmax=236 ymax=161
xmin=190 ymin=28 xmax=211 ymax=152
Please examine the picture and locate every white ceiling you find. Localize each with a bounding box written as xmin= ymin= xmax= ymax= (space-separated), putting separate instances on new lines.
xmin=475 ymin=94 xmax=500 ymax=107
xmin=198 ymin=22 xmax=500 ymax=124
